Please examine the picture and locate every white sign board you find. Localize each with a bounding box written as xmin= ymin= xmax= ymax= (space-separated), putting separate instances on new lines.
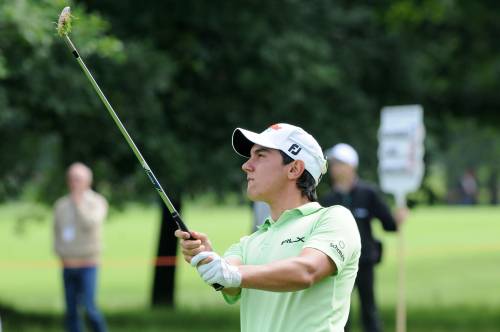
xmin=378 ymin=105 xmax=425 ymax=205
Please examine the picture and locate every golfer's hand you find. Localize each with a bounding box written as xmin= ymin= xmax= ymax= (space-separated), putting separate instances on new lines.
xmin=394 ymin=207 xmax=409 ymax=227
xmin=174 ymin=230 xmax=213 ymax=264
xmin=191 ymin=252 xmax=242 ymax=289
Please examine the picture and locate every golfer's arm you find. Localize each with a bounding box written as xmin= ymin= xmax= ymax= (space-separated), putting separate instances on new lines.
xmin=238 ymin=248 xmax=336 ymax=292
xmin=75 ymin=198 xmax=107 ymax=227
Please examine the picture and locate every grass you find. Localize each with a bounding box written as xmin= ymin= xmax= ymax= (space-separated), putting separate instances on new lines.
xmin=0 ymin=201 xmax=251 ymax=312
xmin=0 ymin=201 xmax=499 ymax=331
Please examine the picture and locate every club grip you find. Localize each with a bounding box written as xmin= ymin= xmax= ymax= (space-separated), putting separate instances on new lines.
xmin=212 ymin=283 xmax=224 ymax=291
xmin=172 ymin=211 xmax=190 ymax=233
xmin=172 ymin=212 xmax=224 ymax=291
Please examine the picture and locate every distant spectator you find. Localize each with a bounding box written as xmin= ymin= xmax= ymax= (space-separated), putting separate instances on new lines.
xmin=53 ymin=162 xmax=108 ymax=332
xmin=320 ymin=143 xmax=408 ymax=332
xmin=458 ymin=169 xmax=478 ymax=205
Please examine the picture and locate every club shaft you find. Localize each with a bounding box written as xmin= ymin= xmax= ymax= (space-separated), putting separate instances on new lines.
xmin=62 ymin=35 xmax=188 ymax=232
xmin=62 ymin=35 xmax=224 ymax=292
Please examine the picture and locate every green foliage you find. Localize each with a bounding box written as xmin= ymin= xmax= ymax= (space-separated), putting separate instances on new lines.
xmin=383 ymin=0 xmax=500 ymax=123
xmin=77 ymin=0 xmax=405 ymax=193
xmin=0 ymin=0 xmax=150 ymax=203
xmin=1 ymin=0 xmax=499 ymax=203
xmin=438 ymin=118 xmax=500 ymax=202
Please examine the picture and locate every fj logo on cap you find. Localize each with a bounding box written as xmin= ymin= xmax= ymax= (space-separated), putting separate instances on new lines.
xmin=288 ymin=144 xmax=302 ymax=155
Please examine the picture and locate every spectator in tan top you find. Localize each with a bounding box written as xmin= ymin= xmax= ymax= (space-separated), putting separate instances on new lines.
xmin=54 ymin=162 xmax=107 ymax=332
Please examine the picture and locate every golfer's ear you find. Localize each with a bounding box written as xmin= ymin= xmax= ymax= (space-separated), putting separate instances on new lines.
xmin=288 ymin=160 xmax=305 ymax=180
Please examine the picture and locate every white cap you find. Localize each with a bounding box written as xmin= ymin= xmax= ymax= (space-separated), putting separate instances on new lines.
xmin=232 ymin=123 xmax=327 ymax=186
xmin=325 ymin=143 xmax=359 ymax=168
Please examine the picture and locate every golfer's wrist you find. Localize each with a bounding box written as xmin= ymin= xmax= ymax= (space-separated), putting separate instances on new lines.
xmin=236 ymin=265 xmax=248 ymax=288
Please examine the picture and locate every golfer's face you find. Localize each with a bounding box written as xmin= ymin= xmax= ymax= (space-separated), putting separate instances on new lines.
xmin=242 ymin=144 xmax=288 ymax=201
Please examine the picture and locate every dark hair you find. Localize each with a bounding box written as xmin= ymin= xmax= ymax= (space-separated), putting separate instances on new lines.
xmin=279 ymin=151 xmax=318 ymax=202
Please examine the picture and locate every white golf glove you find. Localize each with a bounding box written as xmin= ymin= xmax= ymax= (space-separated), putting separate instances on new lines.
xmin=191 ymin=251 xmax=242 ymax=288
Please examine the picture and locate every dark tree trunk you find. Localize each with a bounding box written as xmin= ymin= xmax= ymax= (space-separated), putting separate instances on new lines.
xmin=489 ymin=169 xmax=498 ymax=205
xmin=151 ymin=199 xmax=181 ymax=307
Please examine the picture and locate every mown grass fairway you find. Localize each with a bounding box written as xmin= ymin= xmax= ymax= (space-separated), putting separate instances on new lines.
xmin=1 ymin=202 xmax=499 ymax=331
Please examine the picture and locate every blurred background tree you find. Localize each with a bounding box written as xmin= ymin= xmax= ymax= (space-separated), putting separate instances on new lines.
xmin=76 ymin=0 xmax=500 ymax=203
xmin=2 ymin=0 xmax=498 ymax=204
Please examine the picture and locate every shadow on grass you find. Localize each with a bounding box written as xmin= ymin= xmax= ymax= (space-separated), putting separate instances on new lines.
xmin=0 ymin=303 xmax=240 ymax=332
xmin=2 ymin=302 xmax=499 ymax=332
xmin=351 ymin=306 xmax=500 ymax=332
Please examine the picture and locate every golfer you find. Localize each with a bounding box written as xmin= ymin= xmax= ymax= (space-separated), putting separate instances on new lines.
xmin=175 ymin=123 xmax=361 ymax=332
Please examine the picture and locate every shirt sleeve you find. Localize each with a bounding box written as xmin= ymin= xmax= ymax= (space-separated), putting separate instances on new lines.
xmin=370 ymin=188 xmax=397 ymax=231
xmin=53 ymin=200 xmax=63 ymax=256
xmin=76 ymin=191 xmax=108 ymax=228
xmin=303 ymin=206 xmax=361 ymax=275
xmin=223 ymin=236 xmax=248 ymax=262
xmin=222 ymin=290 xmax=242 ymax=305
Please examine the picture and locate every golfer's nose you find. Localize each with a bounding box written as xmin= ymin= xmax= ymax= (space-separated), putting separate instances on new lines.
xmin=242 ymin=159 xmax=253 ymax=173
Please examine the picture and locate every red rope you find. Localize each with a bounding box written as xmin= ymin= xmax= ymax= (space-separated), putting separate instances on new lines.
xmin=0 ymin=256 xmax=179 ymax=269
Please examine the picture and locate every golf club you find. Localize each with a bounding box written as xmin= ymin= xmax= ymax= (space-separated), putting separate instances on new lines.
xmin=56 ymin=6 xmax=223 ymax=291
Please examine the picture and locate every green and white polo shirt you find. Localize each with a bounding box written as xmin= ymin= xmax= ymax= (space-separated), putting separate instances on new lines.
xmin=223 ymin=202 xmax=361 ymax=332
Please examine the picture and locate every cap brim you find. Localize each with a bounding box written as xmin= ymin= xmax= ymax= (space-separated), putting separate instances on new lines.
xmin=232 ymin=128 xmax=254 ymax=157
xmin=232 ymin=128 xmax=278 ymax=157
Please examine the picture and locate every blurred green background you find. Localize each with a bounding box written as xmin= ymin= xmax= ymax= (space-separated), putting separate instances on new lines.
xmin=1 ymin=202 xmax=499 ymax=331
xmin=1 ymin=0 xmax=499 ymax=331
xmin=1 ymin=0 xmax=499 ymax=205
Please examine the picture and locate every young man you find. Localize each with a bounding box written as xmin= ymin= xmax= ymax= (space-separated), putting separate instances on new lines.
xmin=320 ymin=143 xmax=407 ymax=332
xmin=175 ymin=124 xmax=361 ymax=332
xmin=53 ymin=162 xmax=108 ymax=332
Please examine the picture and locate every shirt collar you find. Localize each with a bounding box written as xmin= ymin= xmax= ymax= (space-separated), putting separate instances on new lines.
xmin=257 ymin=202 xmax=322 ymax=231
xmin=295 ymin=202 xmax=322 ymax=216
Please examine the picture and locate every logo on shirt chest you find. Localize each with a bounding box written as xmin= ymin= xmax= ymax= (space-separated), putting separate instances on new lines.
xmin=281 ymin=236 xmax=305 ymax=245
